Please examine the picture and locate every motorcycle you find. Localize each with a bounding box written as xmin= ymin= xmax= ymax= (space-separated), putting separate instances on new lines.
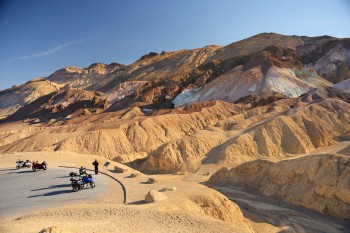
xmin=32 ymin=161 xmax=48 ymax=171
xmin=16 ymin=160 xmax=32 ymax=169
xmin=70 ymin=173 xmax=95 ymax=192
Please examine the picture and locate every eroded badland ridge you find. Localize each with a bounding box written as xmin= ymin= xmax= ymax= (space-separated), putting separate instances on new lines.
xmin=0 ymin=33 xmax=350 ymax=232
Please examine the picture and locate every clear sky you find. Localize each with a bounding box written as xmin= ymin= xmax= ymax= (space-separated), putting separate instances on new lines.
xmin=0 ymin=0 xmax=349 ymax=90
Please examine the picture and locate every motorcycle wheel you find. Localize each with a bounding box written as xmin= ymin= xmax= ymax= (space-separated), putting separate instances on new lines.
xmin=90 ymin=181 xmax=95 ymax=188
xmin=43 ymin=165 xmax=47 ymax=170
xmin=73 ymin=185 xmax=80 ymax=192
xmin=32 ymin=167 xmax=36 ymax=172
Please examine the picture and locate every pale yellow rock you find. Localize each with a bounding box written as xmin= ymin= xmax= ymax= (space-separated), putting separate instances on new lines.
xmin=145 ymin=190 xmax=168 ymax=203
xmin=114 ymin=165 xmax=128 ymax=173
xmin=40 ymin=226 xmax=71 ymax=233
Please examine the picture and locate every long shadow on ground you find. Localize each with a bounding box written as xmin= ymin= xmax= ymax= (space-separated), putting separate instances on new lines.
xmin=31 ymin=184 xmax=71 ymax=191
xmin=28 ymin=189 xmax=73 ymax=198
xmin=7 ymin=170 xmax=35 ymax=174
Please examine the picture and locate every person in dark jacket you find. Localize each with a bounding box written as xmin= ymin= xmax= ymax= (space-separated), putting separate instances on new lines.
xmin=92 ymin=159 xmax=99 ymax=174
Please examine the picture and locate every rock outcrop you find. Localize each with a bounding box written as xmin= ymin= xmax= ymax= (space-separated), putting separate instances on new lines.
xmin=145 ymin=190 xmax=168 ymax=203
xmin=46 ymin=63 xmax=124 ymax=90
xmin=2 ymin=89 xmax=105 ymax=123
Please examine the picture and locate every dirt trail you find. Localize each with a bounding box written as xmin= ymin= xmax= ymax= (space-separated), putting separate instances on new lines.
xmin=213 ymin=185 xmax=350 ymax=233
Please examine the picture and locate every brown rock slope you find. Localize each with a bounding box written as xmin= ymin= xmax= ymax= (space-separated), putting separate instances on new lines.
xmin=303 ymin=39 xmax=350 ymax=83
xmin=1 ymin=89 xmax=106 ymax=123
xmin=100 ymin=34 xmax=348 ymax=110
xmin=1 ymin=87 xmax=349 ymax=177
xmin=142 ymin=87 xmax=350 ymax=172
xmin=46 ymin=63 xmax=124 ymax=90
xmin=172 ymin=47 xmax=322 ymax=107
xmin=0 ymin=101 xmax=242 ymax=159
xmin=209 ymin=154 xmax=350 ymax=219
xmin=1 ymin=34 xmax=350 ymax=172
xmin=0 ymin=79 xmax=61 ymax=119
xmin=1 ymin=33 xmax=347 ymax=117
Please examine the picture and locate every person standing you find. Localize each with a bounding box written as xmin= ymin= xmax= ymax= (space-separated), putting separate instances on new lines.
xmin=92 ymin=159 xmax=99 ymax=174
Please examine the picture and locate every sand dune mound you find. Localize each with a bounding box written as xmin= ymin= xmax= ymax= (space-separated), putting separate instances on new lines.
xmin=209 ymin=154 xmax=350 ymax=219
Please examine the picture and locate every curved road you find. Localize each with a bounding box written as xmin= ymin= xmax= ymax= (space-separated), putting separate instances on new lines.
xmin=0 ymin=166 xmax=108 ymax=218
xmin=213 ymin=185 xmax=350 ymax=233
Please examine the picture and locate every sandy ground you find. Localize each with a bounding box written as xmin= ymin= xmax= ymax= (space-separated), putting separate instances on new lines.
xmin=0 ymin=150 xmax=348 ymax=233
xmin=0 ymin=151 xmax=252 ymax=233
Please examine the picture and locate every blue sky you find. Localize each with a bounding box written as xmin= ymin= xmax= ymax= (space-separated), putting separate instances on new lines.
xmin=0 ymin=0 xmax=349 ymax=90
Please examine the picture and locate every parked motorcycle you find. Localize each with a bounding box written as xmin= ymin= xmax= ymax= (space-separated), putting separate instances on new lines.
xmin=70 ymin=173 xmax=95 ymax=192
xmin=32 ymin=161 xmax=48 ymax=171
xmin=16 ymin=160 xmax=31 ymax=169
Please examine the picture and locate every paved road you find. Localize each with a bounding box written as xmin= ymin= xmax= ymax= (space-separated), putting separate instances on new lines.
xmin=213 ymin=185 xmax=350 ymax=233
xmin=0 ymin=166 xmax=108 ymax=218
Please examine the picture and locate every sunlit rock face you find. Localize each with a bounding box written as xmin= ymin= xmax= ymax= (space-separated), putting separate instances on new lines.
xmin=46 ymin=63 xmax=124 ymax=90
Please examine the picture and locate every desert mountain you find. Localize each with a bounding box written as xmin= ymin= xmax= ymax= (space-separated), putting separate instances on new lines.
xmin=0 ymin=79 xmax=62 ymax=119
xmin=1 ymin=33 xmax=348 ymax=119
xmin=2 ymin=89 xmax=107 ymax=123
xmin=1 ymin=33 xmax=350 ymax=162
xmin=46 ymin=63 xmax=124 ymax=90
xmin=1 ymin=33 xmax=350 ymax=221
xmin=172 ymin=47 xmax=332 ymax=107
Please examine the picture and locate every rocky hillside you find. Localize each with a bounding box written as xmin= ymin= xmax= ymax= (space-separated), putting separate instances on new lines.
xmin=209 ymin=154 xmax=350 ymax=219
xmin=1 ymin=87 xmax=349 ymax=174
xmin=1 ymin=32 xmax=350 ymax=221
xmin=0 ymin=79 xmax=62 ymax=119
xmin=141 ymin=87 xmax=350 ymax=172
xmin=0 ymin=34 xmax=350 ymax=165
xmin=46 ymin=63 xmax=124 ymax=90
xmin=2 ymin=89 xmax=107 ymax=123
xmin=1 ymin=33 xmax=349 ymax=120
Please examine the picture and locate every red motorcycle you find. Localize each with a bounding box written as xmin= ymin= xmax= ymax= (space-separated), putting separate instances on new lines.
xmin=32 ymin=161 xmax=48 ymax=171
